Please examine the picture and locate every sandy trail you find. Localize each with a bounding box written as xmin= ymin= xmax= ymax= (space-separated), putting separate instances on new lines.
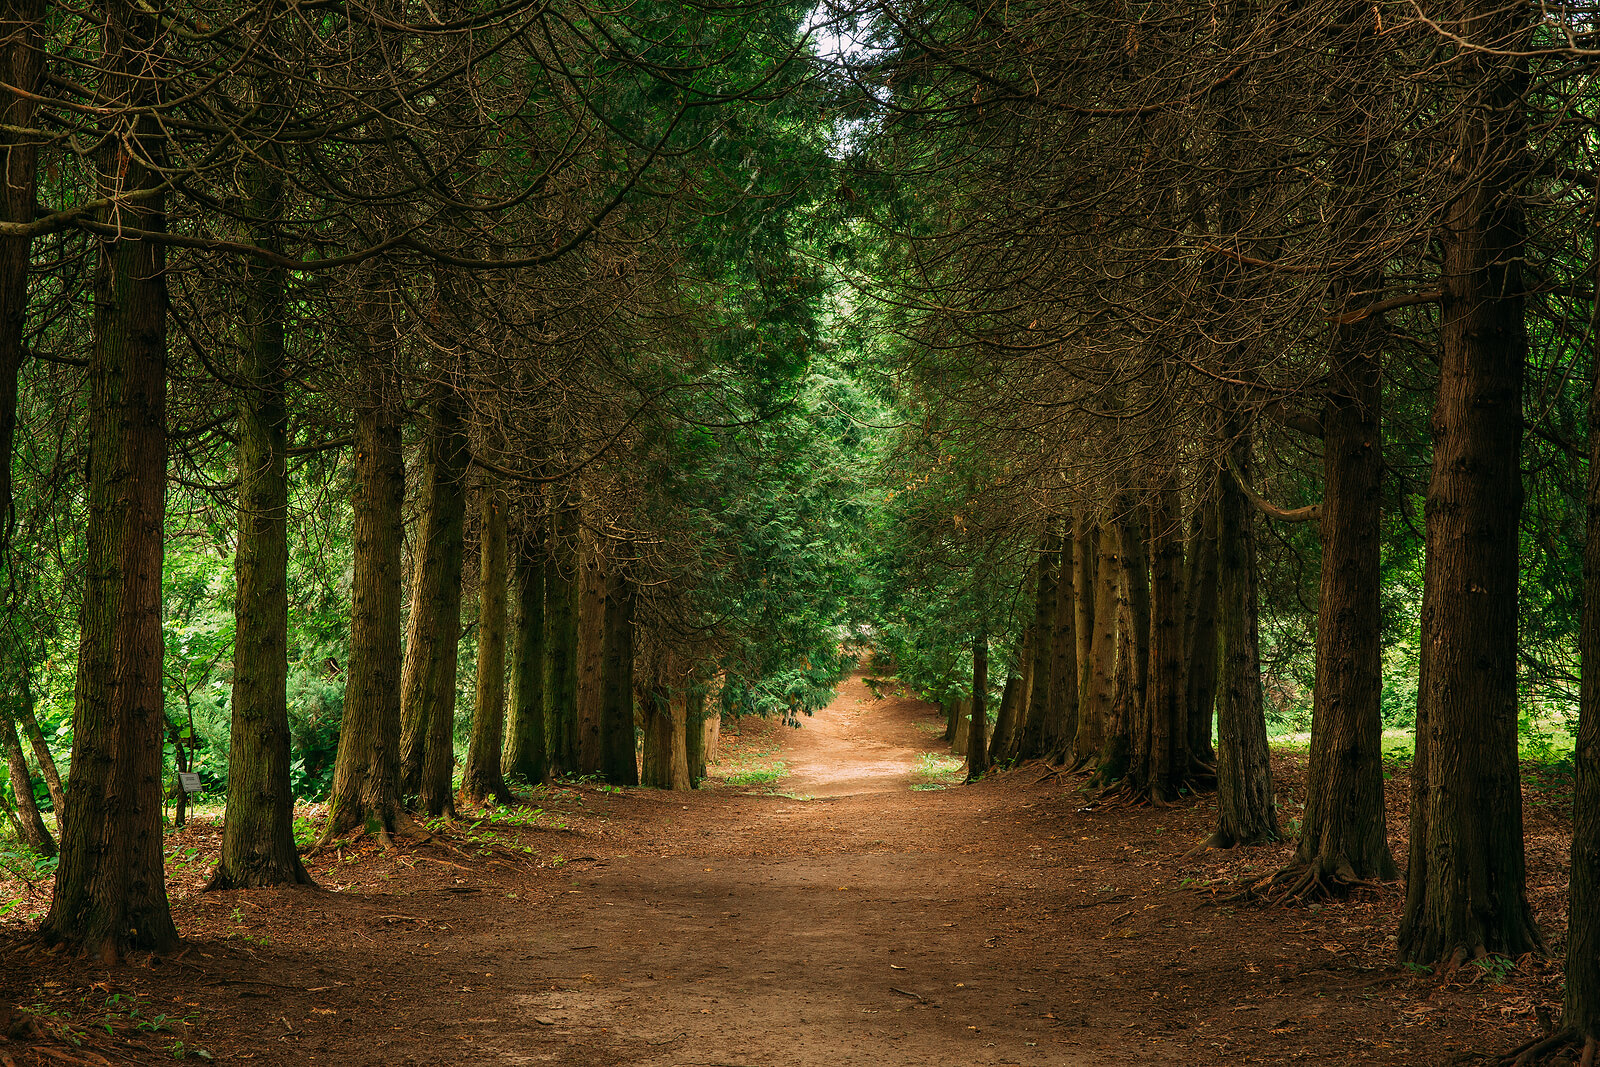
xmin=771 ymin=671 xmax=936 ymax=796
xmin=492 ymin=671 xmax=1103 ymax=1067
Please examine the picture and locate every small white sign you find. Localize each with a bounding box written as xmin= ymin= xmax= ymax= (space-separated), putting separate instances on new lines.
xmin=178 ymin=772 xmax=203 ymax=795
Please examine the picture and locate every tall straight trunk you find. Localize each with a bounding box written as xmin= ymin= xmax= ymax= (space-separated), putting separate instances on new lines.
xmin=685 ymin=687 xmax=708 ymax=787
xmin=1017 ymin=530 xmax=1059 ymax=759
xmin=1074 ymin=518 xmax=1096 ymax=715
xmin=210 ymin=151 xmax=310 ymax=890
xmin=575 ymin=527 xmax=605 ymax=775
xmin=543 ymin=501 xmax=580 ymax=773
xmin=641 ymin=683 xmax=690 ymax=790
xmin=1286 ymin=0 xmax=1397 ymax=896
xmin=321 ymin=376 xmax=405 ymax=842
xmin=1566 ymin=155 xmax=1600 ymax=1062
xmin=1076 ymin=519 xmax=1121 ymax=762
xmin=15 ymin=672 xmax=64 ymax=819
xmin=1131 ymin=479 xmax=1186 ymax=801
xmin=599 ymin=565 xmax=638 ymax=786
xmin=965 ymin=631 xmax=990 ymax=781
xmin=1398 ymin=5 xmax=1537 ymax=963
xmin=1570 ymin=333 xmax=1600 ymax=1060
xmin=398 ymin=392 xmax=469 ymax=816
xmin=1045 ymin=524 xmax=1079 ymax=759
xmin=1092 ymin=524 xmax=1138 ymax=787
xmin=503 ymin=532 xmax=547 ymax=785
xmin=1183 ymin=489 xmax=1221 ymax=771
xmin=42 ymin=2 xmax=179 ymax=955
xmin=990 ymin=667 xmax=1023 ymax=763
xmin=1121 ymin=501 xmax=1151 ymax=718
xmin=459 ymin=479 xmax=513 ymax=805
xmin=0 ymin=0 xmax=40 ymax=577
xmin=1209 ymin=434 xmax=1279 ymax=848
xmin=2 ymin=713 xmax=51 ymax=854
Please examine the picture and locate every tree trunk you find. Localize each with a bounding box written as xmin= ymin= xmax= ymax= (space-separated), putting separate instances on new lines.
xmin=951 ymin=697 xmax=971 ymax=757
xmin=544 ymin=501 xmax=580 ymax=774
xmin=15 ymin=673 xmax=64 ymax=821
xmin=1397 ymin=8 xmax=1538 ymax=963
xmin=989 ymin=665 xmax=1023 ymax=764
xmin=1121 ymin=501 xmax=1151 ymax=720
xmin=1568 ymin=161 xmax=1600 ymax=1062
xmin=576 ymin=526 xmax=605 ymax=775
xmin=459 ymin=479 xmax=513 ymax=806
xmin=321 ymin=376 xmax=406 ymax=843
xmin=1091 ymin=533 xmax=1138 ymax=789
xmin=210 ymin=153 xmax=310 ymax=890
xmin=1017 ymin=530 xmax=1059 ymax=759
xmin=685 ymin=687 xmax=708 ymax=787
xmin=1130 ymin=478 xmax=1186 ymax=802
xmin=503 ymin=532 xmax=547 ymax=786
xmin=0 ymin=0 xmax=40 ymax=588
xmin=1075 ymin=517 xmax=1096 ymax=714
xmin=1182 ymin=488 xmax=1221 ymax=774
xmin=641 ymin=683 xmax=691 ymax=790
xmin=1076 ymin=519 xmax=1121 ymax=762
xmin=1045 ymin=524 xmax=1079 ymax=760
xmin=1209 ymin=434 xmax=1280 ymax=848
xmin=965 ymin=631 xmax=989 ymax=781
xmin=2 ymin=713 xmax=52 ymax=854
xmin=42 ymin=4 xmax=180 ymax=954
xmin=599 ymin=565 xmax=638 ymax=786
xmin=398 ymin=392 xmax=469 ymax=817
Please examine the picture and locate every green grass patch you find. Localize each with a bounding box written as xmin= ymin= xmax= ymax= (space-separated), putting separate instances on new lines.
xmin=912 ymin=751 xmax=964 ymax=787
xmin=720 ymin=760 xmax=789 ymax=787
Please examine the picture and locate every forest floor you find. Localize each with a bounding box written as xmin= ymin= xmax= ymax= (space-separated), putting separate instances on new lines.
xmin=0 ymin=670 xmax=1578 ymax=1066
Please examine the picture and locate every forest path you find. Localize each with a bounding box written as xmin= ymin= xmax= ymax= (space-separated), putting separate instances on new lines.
xmin=760 ymin=668 xmax=935 ymax=796
xmin=2 ymin=670 xmax=1536 ymax=1065
xmin=490 ymin=669 xmax=1107 ymax=1067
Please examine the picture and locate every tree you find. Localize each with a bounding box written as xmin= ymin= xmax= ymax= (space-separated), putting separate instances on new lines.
xmin=1397 ymin=0 xmax=1541 ymax=964
xmin=41 ymin=0 xmax=179 ymax=958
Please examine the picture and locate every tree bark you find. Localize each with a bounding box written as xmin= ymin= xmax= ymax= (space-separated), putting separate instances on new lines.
xmin=42 ymin=2 xmax=180 ymax=955
xmin=14 ymin=673 xmax=64 ymax=821
xmin=641 ymin=682 xmax=690 ymax=790
xmin=321 ymin=375 xmax=406 ymax=843
xmin=1075 ymin=519 xmax=1121 ymax=763
xmin=0 ymin=0 xmax=40 ymax=583
xmin=1568 ymin=161 xmax=1600 ymax=1062
xmin=989 ymin=665 xmax=1023 ymax=764
xmin=544 ymin=501 xmax=580 ymax=774
xmin=209 ymin=149 xmax=310 ymax=890
xmin=503 ymin=532 xmax=548 ymax=786
xmin=459 ymin=479 xmax=513 ymax=806
xmin=1074 ymin=518 xmax=1096 ymax=715
xmin=1182 ymin=488 xmax=1221 ymax=774
xmin=575 ymin=525 xmax=605 ymax=775
xmin=1396 ymin=1 xmax=1539 ymax=964
xmin=965 ymin=631 xmax=989 ymax=781
xmin=1130 ymin=478 xmax=1186 ymax=801
xmin=2 ymin=713 xmax=52 ymax=854
xmin=685 ymin=687 xmax=708 ymax=787
xmin=599 ymin=564 xmax=638 ymax=786
xmin=398 ymin=391 xmax=469 ymax=817
xmin=1016 ymin=530 xmax=1059 ymax=760
xmin=1045 ymin=524 xmax=1079 ymax=760
xmin=1209 ymin=434 xmax=1280 ymax=848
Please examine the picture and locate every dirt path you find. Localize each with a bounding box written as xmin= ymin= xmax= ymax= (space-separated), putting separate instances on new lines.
xmin=0 ymin=671 xmax=1564 ymax=1065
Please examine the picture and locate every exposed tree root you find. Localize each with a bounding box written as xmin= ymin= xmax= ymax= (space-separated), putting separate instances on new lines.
xmin=1228 ymin=857 xmax=1388 ymax=907
xmin=1498 ymin=1029 xmax=1596 ymax=1066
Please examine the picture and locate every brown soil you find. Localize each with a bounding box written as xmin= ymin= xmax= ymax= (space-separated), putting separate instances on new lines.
xmin=0 ymin=670 xmax=1573 ymax=1065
